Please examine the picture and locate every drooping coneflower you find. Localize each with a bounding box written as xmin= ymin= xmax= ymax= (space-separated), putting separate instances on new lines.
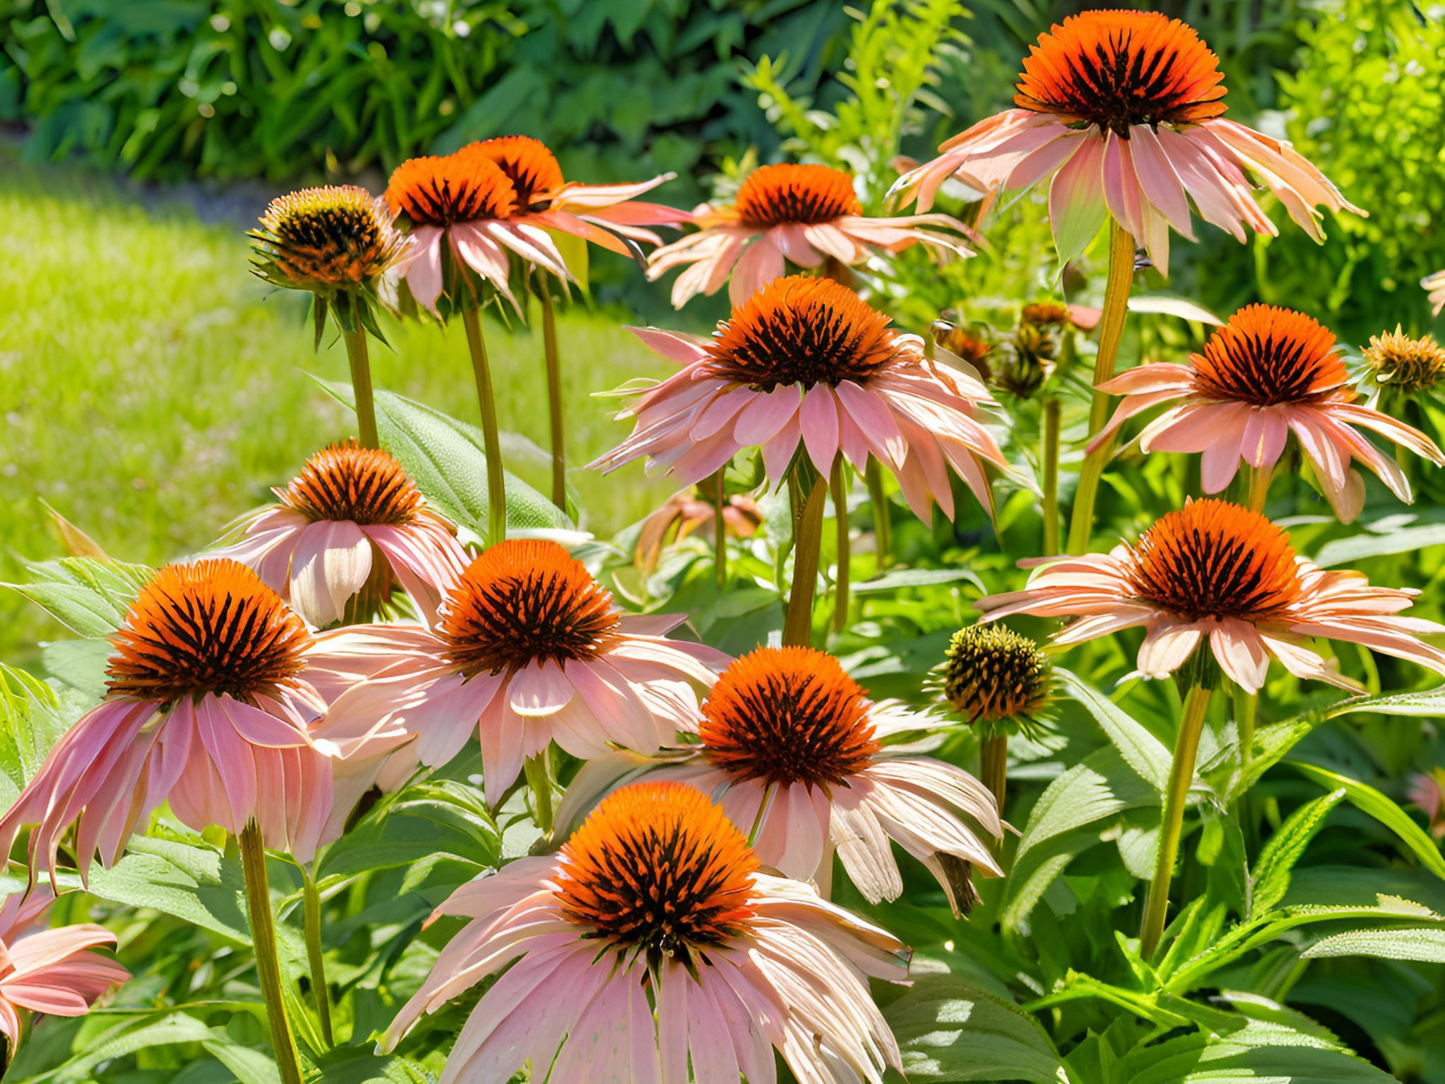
xmin=649 ymin=162 xmax=975 ymax=306
xmin=212 ymin=440 xmax=468 ymax=628
xmin=381 ymin=782 xmax=907 ymax=1084
xmin=1089 ymin=305 xmax=1444 ymax=520
xmin=0 ymin=890 xmax=129 ymax=1053
xmin=976 ymin=498 xmax=1445 ymax=694
xmin=592 ymin=275 xmax=1007 ymax=522
xmin=891 ymin=10 xmax=1361 ymax=272
xmin=938 ymin=624 xmax=1052 ymax=815
xmin=0 ymin=559 xmax=334 ymax=877
xmin=634 ymin=485 xmax=763 ymax=576
xmin=308 ymin=539 xmax=728 ymax=810
xmin=559 ymin=647 xmax=1002 ymax=915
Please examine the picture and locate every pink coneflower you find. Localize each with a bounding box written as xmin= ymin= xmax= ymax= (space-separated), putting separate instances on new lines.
xmin=562 ymin=647 xmax=1001 ymax=915
xmin=1089 ymin=305 xmax=1444 ymax=521
xmin=648 ymin=162 xmax=975 ymax=306
xmin=0 ymin=559 xmax=333 ymax=877
xmin=213 ymin=441 xmax=468 ymax=627
xmin=977 ymin=498 xmax=1445 ymax=694
xmin=1426 ymin=269 xmax=1445 ymax=316
xmin=891 ymin=10 xmax=1362 ymax=270
xmin=385 ymin=136 xmax=683 ymax=312
xmin=381 ymin=781 xmax=907 ymax=1084
xmin=591 ymin=275 xmax=1008 ymax=521
xmin=309 ymin=540 xmax=727 ymax=806
xmin=0 ymin=890 xmax=129 ymax=1052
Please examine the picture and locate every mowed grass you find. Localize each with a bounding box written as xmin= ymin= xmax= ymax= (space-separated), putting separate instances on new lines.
xmin=0 ymin=163 xmax=678 ymax=663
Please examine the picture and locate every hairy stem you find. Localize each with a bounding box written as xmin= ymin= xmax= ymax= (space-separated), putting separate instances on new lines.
xmin=713 ymin=469 xmax=728 ymax=588
xmin=1140 ymin=684 xmax=1213 ymax=958
xmin=980 ymin=734 xmax=1008 ymax=815
xmin=865 ymin=457 xmax=892 ymax=570
xmin=342 ymin=323 xmax=379 ymax=450
xmin=784 ymin=470 xmax=829 ymax=647
xmin=539 ymin=288 xmax=567 ymax=511
xmin=831 ymin=458 xmax=850 ymax=633
xmin=1066 ymin=222 xmax=1136 ymax=554
xmin=461 ymin=305 xmax=507 ymax=548
xmin=240 ymin=822 xmax=305 ymax=1084
xmin=1042 ymin=396 xmax=1061 ymax=555
xmin=302 ymin=872 xmax=334 ymax=1048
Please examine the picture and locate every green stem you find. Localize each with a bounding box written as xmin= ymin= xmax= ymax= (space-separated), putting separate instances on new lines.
xmin=713 ymin=469 xmax=727 ymax=589
xmin=302 ymin=872 xmax=334 ymax=1048
xmin=784 ymin=469 xmax=829 ymax=647
xmin=539 ymin=288 xmax=567 ymax=511
xmin=747 ymin=784 xmax=776 ymax=847
xmin=980 ymin=734 xmax=1008 ymax=814
xmin=461 ymin=305 xmax=507 ymax=548
xmin=865 ymin=457 xmax=892 ymax=570
xmin=1042 ymin=396 xmax=1061 ymax=554
xmin=1066 ymin=221 xmax=1136 ymax=554
xmin=524 ymin=750 xmax=554 ymax=836
xmin=1140 ymin=684 xmax=1213 ymax=958
xmin=831 ymin=458 xmax=850 ymax=634
xmin=342 ymin=323 xmax=378 ymax=450
xmin=239 ymin=822 xmax=305 ymax=1084
xmin=1245 ymin=463 xmax=1273 ymax=513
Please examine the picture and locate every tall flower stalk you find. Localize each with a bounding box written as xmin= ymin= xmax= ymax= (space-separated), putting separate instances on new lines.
xmin=538 ymin=286 xmax=566 ymax=509
xmin=785 ymin=464 xmax=829 ymax=646
xmin=301 ymin=871 xmax=334 ymax=1048
xmin=831 ymin=458 xmax=851 ymax=633
xmin=240 ymin=822 xmax=306 ymax=1084
xmin=461 ymin=304 xmax=508 ymax=547
xmin=1067 ymin=222 xmax=1135 ymax=552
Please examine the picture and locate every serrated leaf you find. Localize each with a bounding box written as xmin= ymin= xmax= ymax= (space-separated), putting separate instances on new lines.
xmin=1289 ymin=761 xmax=1445 ymax=881
xmin=1115 ymin=1017 xmax=1395 ymax=1084
xmin=1250 ymin=789 xmax=1346 ymax=918
xmin=1303 ymin=927 xmax=1445 ymax=962
xmin=4 ymin=557 xmax=151 ymax=637
xmin=86 ymin=837 xmax=251 ymax=944
xmin=1326 ymin=686 xmax=1445 ymax=719
xmin=1056 ymin=669 xmax=1170 ymax=792
xmin=0 ymin=665 xmax=70 ymax=802
xmin=320 ymin=381 xmax=572 ymax=539
xmin=886 ymin=975 xmax=1071 ymax=1083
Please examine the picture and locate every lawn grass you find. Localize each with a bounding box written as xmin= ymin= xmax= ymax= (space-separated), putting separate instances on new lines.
xmin=0 ymin=162 xmax=678 ymax=664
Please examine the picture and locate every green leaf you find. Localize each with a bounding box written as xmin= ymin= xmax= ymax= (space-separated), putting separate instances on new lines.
xmin=1114 ymin=1017 xmax=1396 ymax=1084
xmin=1325 ymin=686 xmax=1445 ymax=719
xmin=1314 ymin=522 xmax=1445 ymax=568
xmin=87 ymin=837 xmax=251 ymax=944
xmin=1055 ymin=669 xmax=1170 ymax=792
xmin=1303 ymin=927 xmax=1445 ymax=963
xmin=853 ymin=567 xmax=985 ymax=594
xmin=318 ymin=780 xmax=501 ymax=884
xmin=1289 ymin=761 xmax=1445 ymax=881
xmin=1126 ymin=294 xmax=1224 ymax=325
xmin=885 ymin=974 xmax=1071 ymax=1084
xmin=0 ymin=665 xmax=71 ymax=804
xmin=1249 ymin=789 xmax=1346 ymax=918
xmin=320 ymin=381 xmax=571 ymax=539
xmin=307 ymin=1048 xmax=443 ymax=1084
xmin=3 ymin=557 xmax=151 ymax=637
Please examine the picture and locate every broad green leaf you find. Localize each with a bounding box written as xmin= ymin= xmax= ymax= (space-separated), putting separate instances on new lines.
xmin=1249 ymin=789 xmax=1346 ymax=918
xmin=38 ymin=1011 xmax=219 ymax=1081
xmin=318 ymin=780 xmax=501 ymax=884
xmin=3 ymin=557 xmax=150 ymax=637
xmin=308 ymin=1048 xmax=445 ymax=1084
xmin=1303 ymin=927 xmax=1445 ymax=963
xmin=1314 ymin=523 xmax=1445 ymax=567
xmin=547 ymin=230 xmax=590 ymax=295
xmin=321 ymin=381 xmax=571 ymax=538
xmin=885 ymin=974 xmax=1071 ymax=1084
xmin=1004 ymin=747 xmax=1160 ymax=932
xmin=0 ymin=665 xmax=71 ymax=804
xmin=86 ymin=837 xmax=251 ymax=944
xmin=1289 ymin=761 xmax=1445 ymax=881
xmin=1115 ymin=1017 xmax=1395 ymax=1084
xmin=1055 ymin=669 xmax=1170 ymax=792
xmin=38 ymin=638 xmax=112 ymax=700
